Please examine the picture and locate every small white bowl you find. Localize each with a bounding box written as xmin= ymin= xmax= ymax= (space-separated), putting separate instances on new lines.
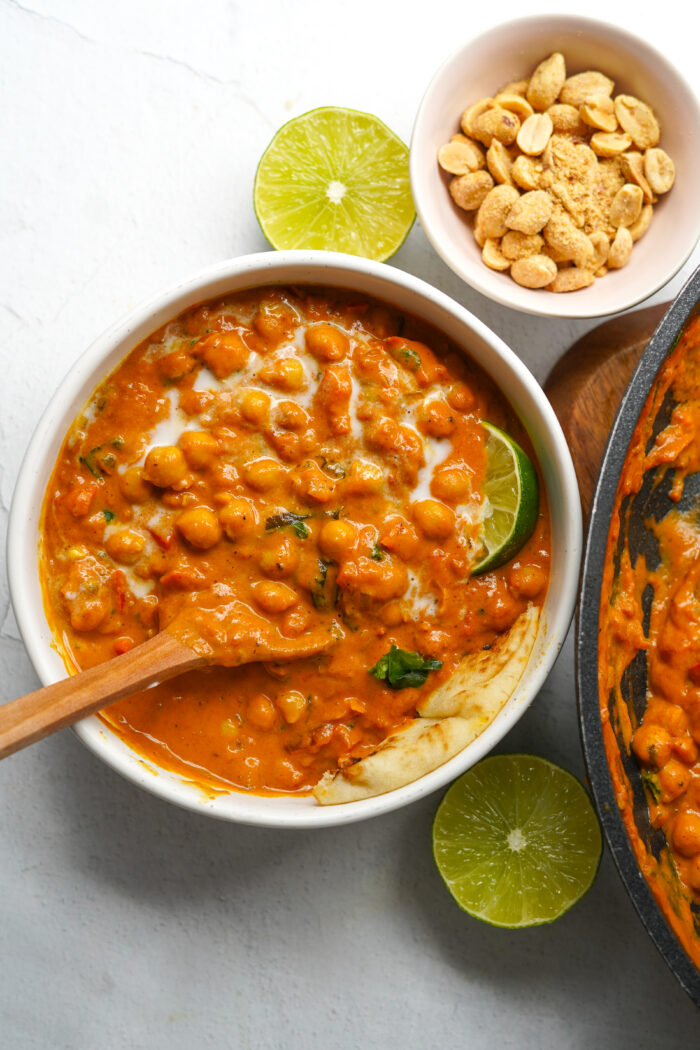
xmin=411 ymin=15 xmax=700 ymax=319
xmin=8 ymin=250 xmax=582 ymax=827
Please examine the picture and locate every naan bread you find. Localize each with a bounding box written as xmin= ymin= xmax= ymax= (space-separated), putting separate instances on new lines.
xmin=418 ymin=603 xmax=539 ymax=720
xmin=313 ymin=716 xmax=477 ymax=805
xmin=314 ymin=604 xmax=540 ymax=805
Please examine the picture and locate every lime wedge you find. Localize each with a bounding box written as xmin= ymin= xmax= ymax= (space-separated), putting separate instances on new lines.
xmin=472 ymin=421 xmax=539 ymax=575
xmin=433 ymin=754 xmax=602 ymax=928
xmin=253 ymin=107 xmax=415 ymax=261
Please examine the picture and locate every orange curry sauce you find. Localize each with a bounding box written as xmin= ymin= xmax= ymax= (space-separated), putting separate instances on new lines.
xmin=40 ymin=286 xmax=550 ymax=795
xmin=600 ymin=310 xmax=700 ymax=966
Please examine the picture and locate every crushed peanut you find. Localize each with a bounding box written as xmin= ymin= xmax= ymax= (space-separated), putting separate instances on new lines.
xmin=438 ymin=52 xmax=675 ymax=292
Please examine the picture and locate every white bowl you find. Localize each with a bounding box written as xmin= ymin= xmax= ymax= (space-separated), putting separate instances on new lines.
xmin=411 ymin=15 xmax=700 ymax=319
xmin=8 ymin=250 xmax=582 ymax=827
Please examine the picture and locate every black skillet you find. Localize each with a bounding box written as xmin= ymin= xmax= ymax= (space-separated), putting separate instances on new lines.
xmin=577 ymin=263 xmax=700 ymax=1007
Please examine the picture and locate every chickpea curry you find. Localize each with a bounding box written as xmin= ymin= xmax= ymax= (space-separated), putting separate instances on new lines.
xmin=40 ymin=286 xmax=550 ymax=798
xmin=600 ymin=309 xmax=700 ymax=967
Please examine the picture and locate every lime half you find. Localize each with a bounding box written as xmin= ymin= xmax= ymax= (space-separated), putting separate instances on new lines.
xmin=253 ymin=107 xmax=415 ymax=261
xmin=472 ymin=421 xmax=539 ymax=575
xmin=433 ymin=754 xmax=602 ymax=928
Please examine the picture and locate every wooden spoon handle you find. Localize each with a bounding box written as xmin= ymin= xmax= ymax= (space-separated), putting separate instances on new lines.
xmin=0 ymin=630 xmax=203 ymax=760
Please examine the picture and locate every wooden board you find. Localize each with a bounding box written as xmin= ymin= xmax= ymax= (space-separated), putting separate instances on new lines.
xmin=543 ymin=302 xmax=670 ymax=516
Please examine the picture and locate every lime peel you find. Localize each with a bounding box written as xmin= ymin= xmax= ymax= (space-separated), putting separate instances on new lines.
xmin=472 ymin=421 xmax=539 ymax=575
xmin=253 ymin=106 xmax=415 ymax=261
xmin=433 ymin=754 xmax=602 ymax=928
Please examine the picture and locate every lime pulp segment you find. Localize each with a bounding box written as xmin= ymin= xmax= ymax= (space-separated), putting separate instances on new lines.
xmin=433 ymin=754 xmax=602 ymax=928
xmin=473 ymin=421 xmax=539 ymax=574
xmin=253 ymin=107 xmax=415 ymax=261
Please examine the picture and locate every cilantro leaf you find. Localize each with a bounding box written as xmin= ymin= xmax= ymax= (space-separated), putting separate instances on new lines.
xmin=102 ymin=509 xmax=115 ymax=523
xmin=265 ymin=511 xmax=310 ymax=538
xmin=371 ymin=543 xmax=384 ymax=561
xmin=368 ymin=645 xmax=442 ymax=689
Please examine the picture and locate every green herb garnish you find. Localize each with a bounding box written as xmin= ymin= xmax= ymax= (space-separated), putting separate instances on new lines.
xmin=312 ymin=559 xmax=329 ymax=608
xmin=368 ymin=646 xmax=442 ymax=689
xmin=641 ymin=770 xmax=661 ymax=803
xmin=102 ymin=509 xmax=115 ymax=523
xmin=265 ymin=511 xmax=311 ymax=538
xmin=371 ymin=543 xmax=384 ymax=561
xmin=398 ymin=346 xmax=421 ymax=371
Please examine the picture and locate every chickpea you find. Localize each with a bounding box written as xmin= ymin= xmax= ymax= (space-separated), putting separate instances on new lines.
xmin=412 ymin=499 xmax=455 ymax=540
xmin=259 ymin=535 xmax=300 ymax=579
xmin=431 ymin=466 xmax=471 ymax=502
xmin=274 ymin=757 xmax=305 ymax=790
xmin=239 ymin=388 xmax=271 ymax=425
xmin=178 ymin=431 xmax=219 ymax=469
xmin=281 ymin=606 xmax=310 ymax=637
xmin=646 ymin=700 xmax=689 ymax=738
xmin=673 ymin=812 xmax=700 ymax=858
xmin=305 ymin=323 xmax=349 ymax=361
xmin=658 ymin=759 xmax=689 ymax=803
xmin=242 ymin=457 xmax=286 ymax=492
xmin=447 ymin=383 xmax=476 ymax=412
xmin=673 ymin=736 xmax=699 ymax=765
xmin=68 ymin=595 xmax=108 ymax=632
xmin=509 ymin=563 xmax=548 ymax=600
xmin=258 ymin=356 xmax=306 ymax=392
xmin=291 ymin=461 xmax=336 ymax=504
xmin=380 ymin=600 xmax=406 ymax=627
xmin=176 ymin=507 xmax=222 ymax=549
xmin=105 ymin=529 xmax=146 ymax=565
xmin=276 ymin=400 xmax=310 ymax=431
xmin=253 ymin=581 xmax=298 ymax=614
xmin=276 ymin=689 xmax=308 ymax=724
xmin=143 ymin=445 xmax=188 ymax=488
xmin=119 ymin=466 xmax=152 ymax=503
xmin=344 ymin=458 xmax=384 ymax=495
xmin=200 ymin=331 xmax=250 ymax=379
xmin=632 ymin=723 xmax=673 ymax=768
xmin=219 ymin=497 xmax=258 ymax=539
xmin=319 ymin=519 xmax=357 ymax=559
xmin=418 ymin=399 xmax=456 ymax=437
xmin=247 ymin=693 xmax=277 ymax=730
xmin=253 ymin=299 xmax=298 ymax=343
xmin=380 ymin=516 xmax=418 ymax=561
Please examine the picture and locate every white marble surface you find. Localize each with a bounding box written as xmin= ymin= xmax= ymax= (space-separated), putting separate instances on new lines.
xmin=2 ymin=1 xmax=700 ymax=1046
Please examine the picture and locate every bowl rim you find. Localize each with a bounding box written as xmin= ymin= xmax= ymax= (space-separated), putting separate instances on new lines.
xmin=577 ymin=261 xmax=700 ymax=1005
xmin=8 ymin=248 xmax=582 ymax=827
xmin=410 ymin=13 xmax=700 ymax=319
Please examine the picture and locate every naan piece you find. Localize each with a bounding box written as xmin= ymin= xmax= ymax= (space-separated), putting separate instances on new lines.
xmin=419 ymin=603 xmax=539 ymax=719
xmin=314 ymin=604 xmax=540 ymax=805
xmin=313 ymin=716 xmax=476 ymax=805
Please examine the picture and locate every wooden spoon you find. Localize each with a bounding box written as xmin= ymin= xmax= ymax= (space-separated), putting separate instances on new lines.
xmin=0 ymin=596 xmax=338 ymax=760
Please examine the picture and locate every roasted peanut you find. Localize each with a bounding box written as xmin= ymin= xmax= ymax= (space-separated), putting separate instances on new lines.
xmin=526 ymin=52 xmax=566 ymax=111
xmin=486 ymin=140 xmax=514 ymax=185
xmin=608 ymin=226 xmax=634 ymax=268
xmin=580 ymin=95 xmax=618 ymax=133
xmin=614 ymin=95 xmax=660 ymax=149
xmin=438 ymin=140 xmax=485 ymax=174
xmin=501 ymin=230 xmax=544 ymax=260
xmin=547 ymin=267 xmax=595 ymax=293
xmin=473 ymin=106 xmax=520 ymax=147
xmin=517 ymin=113 xmax=553 ymax=156
xmin=505 ymin=190 xmax=553 ymax=235
xmin=475 ymin=185 xmax=521 ymax=239
xmin=590 ymin=131 xmax=632 ymax=157
xmin=481 ymin=238 xmax=511 ymax=271
xmin=449 ymin=171 xmax=494 ymax=211
xmin=610 ymin=184 xmax=643 ymax=227
xmin=644 ymin=148 xmax=675 ymax=194
xmin=510 ymin=254 xmax=558 ymax=288
xmin=560 ymin=71 xmax=614 ymax=107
